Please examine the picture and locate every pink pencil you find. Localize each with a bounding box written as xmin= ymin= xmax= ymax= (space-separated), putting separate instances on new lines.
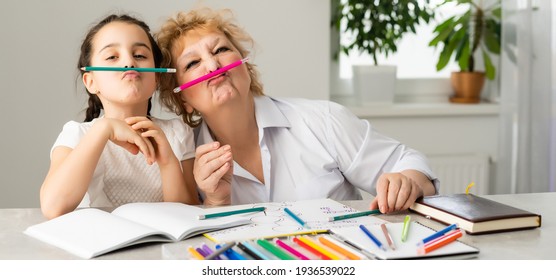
xmin=173 ymin=57 xmax=249 ymax=93
xmin=274 ymin=239 xmax=310 ymax=260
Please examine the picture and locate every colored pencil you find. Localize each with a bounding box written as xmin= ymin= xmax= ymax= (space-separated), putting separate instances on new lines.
xmin=401 ymin=215 xmax=411 ymax=242
xmin=417 ymin=229 xmax=463 ymax=255
xmin=318 ymin=236 xmax=362 ymax=260
xmin=274 ymin=239 xmax=310 ymax=260
xmin=257 ymin=239 xmax=297 ymax=260
xmin=237 ymin=242 xmax=263 ymax=260
xmin=197 ymin=206 xmax=266 ymax=220
xmin=80 ymin=66 xmax=176 ymax=73
xmin=417 ymin=223 xmax=458 ymax=246
xmin=284 ymin=207 xmax=309 ymax=228
xmin=292 ymin=236 xmax=330 ymax=260
xmin=359 ymin=224 xmax=386 ymax=251
xmin=297 ymin=236 xmax=342 ymax=260
xmin=327 ymin=209 xmax=381 ymax=221
xmin=204 ymin=242 xmax=236 ymax=260
xmin=241 ymin=241 xmax=271 ymax=260
xmin=380 ymin=223 xmax=396 ymax=250
xmin=173 ymin=57 xmax=249 ymax=93
xmin=187 ymin=246 xmax=204 ymax=260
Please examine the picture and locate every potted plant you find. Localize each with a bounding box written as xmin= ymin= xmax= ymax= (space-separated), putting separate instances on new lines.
xmin=429 ymin=0 xmax=501 ymax=103
xmin=332 ymin=0 xmax=434 ymax=104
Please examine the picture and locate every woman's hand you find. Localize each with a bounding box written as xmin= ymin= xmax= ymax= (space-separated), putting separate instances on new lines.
xmin=193 ymin=142 xmax=233 ymax=206
xmin=369 ymin=170 xmax=435 ymax=214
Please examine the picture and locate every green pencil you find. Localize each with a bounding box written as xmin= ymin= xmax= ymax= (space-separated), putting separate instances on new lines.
xmin=197 ymin=206 xmax=266 ymax=220
xmin=327 ymin=209 xmax=381 ymax=222
xmin=80 ymin=66 xmax=176 ymax=73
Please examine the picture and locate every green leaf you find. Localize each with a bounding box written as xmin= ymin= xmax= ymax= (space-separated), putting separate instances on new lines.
xmin=484 ymin=27 xmax=501 ymax=54
xmin=456 ymin=34 xmax=470 ymax=71
xmin=483 ymin=49 xmax=496 ymax=80
xmin=430 ymin=20 xmax=457 ymax=47
xmin=491 ymin=7 xmax=502 ymax=19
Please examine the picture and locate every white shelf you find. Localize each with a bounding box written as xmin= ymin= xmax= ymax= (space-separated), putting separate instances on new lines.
xmin=331 ymin=96 xmax=500 ymax=118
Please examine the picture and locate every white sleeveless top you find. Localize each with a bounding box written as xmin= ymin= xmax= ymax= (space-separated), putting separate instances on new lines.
xmin=51 ymin=116 xmax=194 ymax=208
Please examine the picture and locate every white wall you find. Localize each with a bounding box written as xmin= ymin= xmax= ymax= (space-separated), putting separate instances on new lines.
xmin=0 ymin=0 xmax=330 ymax=208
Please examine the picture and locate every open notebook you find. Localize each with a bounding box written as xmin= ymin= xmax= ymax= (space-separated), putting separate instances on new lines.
xmin=24 ymin=202 xmax=251 ymax=259
xmin=331 ymin=222 xmax=479 ymax=260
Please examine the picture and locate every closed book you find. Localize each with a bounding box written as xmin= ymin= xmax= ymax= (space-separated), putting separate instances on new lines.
xmin=409 ymin=194 xmax=542 ymax=235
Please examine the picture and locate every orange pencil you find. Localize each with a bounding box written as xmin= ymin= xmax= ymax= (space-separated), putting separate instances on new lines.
xmin=318 ymin=236 xmax=361 ymax=260
xmin=297 ymin=236 xmax=342 ymax=260
xmin=417 ymin=229 xmax=463 ymax=255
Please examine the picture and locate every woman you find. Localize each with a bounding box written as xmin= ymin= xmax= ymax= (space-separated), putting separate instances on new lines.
xmin=156 ymin=8 xmax=438 ymax=213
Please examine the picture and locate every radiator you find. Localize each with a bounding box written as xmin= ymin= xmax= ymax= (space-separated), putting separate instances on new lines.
xmin=358 ymin=154 xmax=490 ymax=199
xmin=428 ymin=154 xmax=490 ymax=195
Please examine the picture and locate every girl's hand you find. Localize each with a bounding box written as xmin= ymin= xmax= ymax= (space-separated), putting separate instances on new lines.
xmin=98 ymin=118 xmax=156 ymax=164
xmin=369 ymin=172 xmax=424 ymax=214
xmin=125 ymin=116 xmax=175 ymax=166
xmin=193 ymin=142 xmax=232 ymax=206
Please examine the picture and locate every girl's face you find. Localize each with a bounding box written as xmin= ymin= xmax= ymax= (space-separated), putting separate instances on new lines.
xmin=172 ymin=29 xmax=251 ymax=115
xmin=83 ymin=21 xmax=157 ymax=110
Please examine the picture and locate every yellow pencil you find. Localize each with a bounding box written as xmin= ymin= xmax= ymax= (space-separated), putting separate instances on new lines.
xmin=187 ymin=246 xmax=205 ymax=260
xmin=298 ymin=236 xmax=342 ymax=260
xmin=318 ymin=236 xmax=361 ymax=260
xmin=261 ymin=229 xmax=329 ymax=240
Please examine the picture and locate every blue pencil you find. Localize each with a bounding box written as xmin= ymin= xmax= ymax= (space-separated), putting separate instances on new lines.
xmin=204 ymin=242 xmax=236 ymax=260
xmin=418 ymin=223 xmax=458 ymax=246
xmin=359 ymin=224 xmax=386 ymax=251
xmin=215 ymin=243 xmax=247 ymax=260
xmin=241 ymin=241 xmax=271 ymax=260
xmin=284 ymin=207 xmax=309 ymax=229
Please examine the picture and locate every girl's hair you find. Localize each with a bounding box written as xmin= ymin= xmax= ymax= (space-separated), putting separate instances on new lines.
xmin=78 ymin=14 xmax=162 ymax=122
xmin=156 ymin=8 xmax=264 ymax=127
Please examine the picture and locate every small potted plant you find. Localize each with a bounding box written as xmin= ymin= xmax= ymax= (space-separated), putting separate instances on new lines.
xmin=332 ymin=0 xmax=434 ymax=104
xmin=429 ymin=0 xmax=501 ymax=103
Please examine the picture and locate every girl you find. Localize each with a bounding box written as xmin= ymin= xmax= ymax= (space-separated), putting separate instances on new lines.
xmin=40 ymin=14 xmax=199 ymax=219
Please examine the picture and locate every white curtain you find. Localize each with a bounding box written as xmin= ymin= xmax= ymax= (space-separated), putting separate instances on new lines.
xmin=496 ymin=0 xmax=556 ymax=194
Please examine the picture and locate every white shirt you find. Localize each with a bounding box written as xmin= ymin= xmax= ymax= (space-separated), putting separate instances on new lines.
xmin=51 ymin=116 xmax=195 ymax=208
xmin=197 ymin=96 xmax=439 ymax=204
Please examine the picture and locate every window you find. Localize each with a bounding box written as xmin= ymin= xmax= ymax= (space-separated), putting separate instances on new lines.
xmin=333 ymin=0 xmax=469 ymax=100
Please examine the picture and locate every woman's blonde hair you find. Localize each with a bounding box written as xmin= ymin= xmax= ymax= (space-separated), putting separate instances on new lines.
xmin=156 ymin=8 xmax=264 ymax=127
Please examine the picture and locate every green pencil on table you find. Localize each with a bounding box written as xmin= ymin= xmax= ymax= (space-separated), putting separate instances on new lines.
xmin=327 ymin=209 xmax=381 ymax=222
xmin=197 ymin=206 xmax=266 ymax=220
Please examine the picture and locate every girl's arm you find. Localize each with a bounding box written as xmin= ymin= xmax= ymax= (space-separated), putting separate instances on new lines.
xmin=40 ymin=118 xmax=155 ymax=219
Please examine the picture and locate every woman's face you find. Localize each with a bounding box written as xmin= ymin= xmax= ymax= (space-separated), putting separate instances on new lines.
xmin=172 ymin=29 xmax=251 ymax=115
xmin=83 ymin=21 xmax=157 ymax=109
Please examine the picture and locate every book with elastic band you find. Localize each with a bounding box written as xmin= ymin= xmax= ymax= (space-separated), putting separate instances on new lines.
xmin=409 ymin=194 xmax=542 ymax=235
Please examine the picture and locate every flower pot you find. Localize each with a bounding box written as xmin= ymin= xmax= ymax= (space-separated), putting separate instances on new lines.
xmin=449 ymin=72 xmax=485 ymax=104
xmin=352 ymin=65 xmax=397 ymax=104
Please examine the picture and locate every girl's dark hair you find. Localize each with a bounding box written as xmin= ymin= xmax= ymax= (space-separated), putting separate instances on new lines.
xmin=78 ymin=14 xmax=162 ymax=122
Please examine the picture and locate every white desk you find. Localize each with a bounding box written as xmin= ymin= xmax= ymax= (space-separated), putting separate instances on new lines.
xmin=1 ymin=192 xmax=554 ymax=260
